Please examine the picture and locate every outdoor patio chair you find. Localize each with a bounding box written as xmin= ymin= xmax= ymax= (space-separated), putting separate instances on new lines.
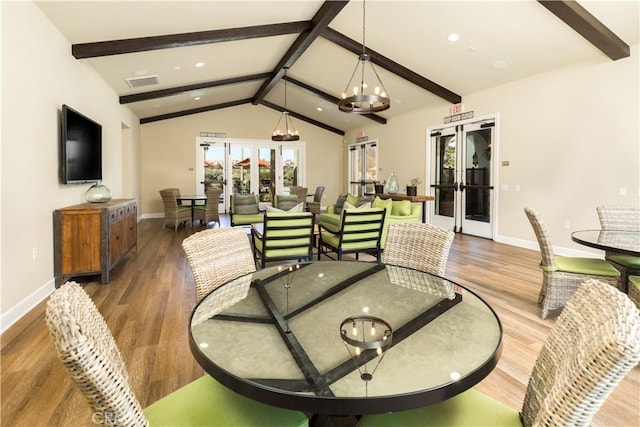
xmin=318 ymin=208 xmax=385 ymax=262
xmin=596 ymin=205 xmax=640 ymax=292
xmin=45 ymin=281 xmax=308 ymax=427
xmin=159 ymin=188 xmax=191 ymax=230
xmin=525 ymin=207 xmax=620 ymax=319
xmin=252 ymin=212 xmax=315 ymax=268
xmin=229 ymin=193 xmax=263 ymax=226
xmin=182 ymin=227 xmax=256 ymax=303
xmin=358 ymin=279 xmax=640 ymax=427
xmin=382 ymin=222 xmax=455 ymax=276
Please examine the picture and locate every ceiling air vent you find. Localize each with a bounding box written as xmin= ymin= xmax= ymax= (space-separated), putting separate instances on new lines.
xmin=125 ymin=75 xmax=160 ymax=88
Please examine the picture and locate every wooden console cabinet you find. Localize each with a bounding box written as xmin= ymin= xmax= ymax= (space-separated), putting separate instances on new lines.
xmin=54 ymin=199 xmax=137 ymax=287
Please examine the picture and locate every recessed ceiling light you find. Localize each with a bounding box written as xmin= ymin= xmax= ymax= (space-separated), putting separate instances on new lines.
xmin=317 ymin=107 xmax=323 ymax=112
xmin=195 ymin=62 xmax=205 ymax=68
xmin=194 ymin=97 xmax=201 ymax=101
xmin=448 ymin=33 xmax=459 ymax=42
xmin=491 ymin=60 xmax=508 ymax=69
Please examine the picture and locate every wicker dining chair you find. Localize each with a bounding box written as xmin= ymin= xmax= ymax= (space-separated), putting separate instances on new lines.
xmin=182 ymin=227 xmax=256 ymax=303
xmin=193 ymin=186 xmax=222 ymax=227
xmin=45 ymin=282 xmax=308 ymax=427
xmin=307 ymin=186 xmax=325 ymax=214
xmin=289 ymin=186 xmax=308 ymax=204
xmin=159 ymin=188 xmax=191 ymax=230
xmin=358 ymin=279 xmax=640 ymax=427
xmin=596 ymin=205 xmax=640 ymax=292
xmin=382 ymin=222 xmax=455 ymax=276
xmin=524 ymin=207 xmax=620 ymax=319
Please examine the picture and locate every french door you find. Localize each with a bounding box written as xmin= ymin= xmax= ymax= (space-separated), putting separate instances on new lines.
xmin=348 ymin=141 xmax=378 ymax=196
xmin=429 ymin=118 xmax=496 ymax=238
xmin=196 ymin=138 xmax=305 ymax=212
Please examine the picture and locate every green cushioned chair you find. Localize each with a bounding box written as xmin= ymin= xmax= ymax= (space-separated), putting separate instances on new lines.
xmin=252 ymin=212 xmax=315 ymax=268
xmin=230 ymin=194 xmax=264 ymax=226
xmin=525 ymin=207 xmax=620 ymax=319
xmin=159 ymin=188 xmax=192 ymax=230
xmin=596 ymin=205 xmax=640 ymax=292
xmin=45 ymin=281 xmax=308 ymax=427
xmin=318 ymin=208 xmax=385 ymax=262
xmin=359 ymin=279 xmax=640 ymax=427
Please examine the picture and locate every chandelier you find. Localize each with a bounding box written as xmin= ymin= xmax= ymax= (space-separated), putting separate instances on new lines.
xmin=272 ymin=67 xmax=300 ymax=141
xmin=338 ymin=0 xmax=390 ymax=114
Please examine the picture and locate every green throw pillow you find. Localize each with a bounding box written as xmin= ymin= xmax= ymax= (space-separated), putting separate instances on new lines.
xmin=346 ymin=193 xmax=359 ymax=207
xmin=372 ymin=196 xmax=393 ymax=213
xmin=392 ymin=200 xmax=412 ymax=216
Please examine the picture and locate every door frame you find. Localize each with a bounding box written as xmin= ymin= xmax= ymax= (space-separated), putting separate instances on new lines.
xmin=425 ymin=113 xmax=500 ymax=239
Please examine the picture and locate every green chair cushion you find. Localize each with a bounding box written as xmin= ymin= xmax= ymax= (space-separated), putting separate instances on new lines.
xmin=232 ymin=213 xmax=264 ymax=226
xmin=391 ymin=200 xmax=412 ymax=216
xmin=233 ymin=194 xmax=259 ymax=214
xmin=607 ymin=255 xmax=640 ymax=269
xmin=273 ymin=195 xmax=300 ymax=211
xmin=144 ymin=375 xmax=307 ymax=427
xmin=555 ymin=256 xmax=621 ymax=277
xmin=629 ymin=275 xmax=640 ymax=288
xmin=357 ymin=388 xmax=522 ymax=427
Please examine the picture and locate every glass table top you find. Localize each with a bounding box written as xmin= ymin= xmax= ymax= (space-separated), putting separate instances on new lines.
xmin=571 ymin=230 xmax=640 ymax=257
xmin=189 ymin=261 xmax=502 ymax=416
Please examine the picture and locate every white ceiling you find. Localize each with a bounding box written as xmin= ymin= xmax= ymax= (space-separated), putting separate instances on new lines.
xmin=36 ymin=0 xmax=639 ymax=134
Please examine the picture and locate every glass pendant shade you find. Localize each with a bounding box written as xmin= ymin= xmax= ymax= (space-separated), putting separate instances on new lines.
xmin=338 ymin=0 xmax=390 ymax=114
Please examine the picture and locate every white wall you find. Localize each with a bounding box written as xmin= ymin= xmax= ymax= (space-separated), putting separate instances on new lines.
xmin=344 ymin=45 xmax=639 ymax=253
xmin=0 ymin=1 xmax=141 ymax=332
xmin=139 ymin=103 xmax=345 ymax=216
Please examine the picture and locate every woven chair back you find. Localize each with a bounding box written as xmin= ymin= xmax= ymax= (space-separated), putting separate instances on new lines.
xmin=159 ymin=188 xmax=180 ymax=212
xmin=200 ymin=186 xmax=222 ymax=223
xmin=289 ymin=186 xmax=308 ymax=204
xmin=313 ymin=186 xmax=325 ymax=203
xmin=597 ymin=205 xmax=640 ymax=231
xmin=524 ymin=207 xmax=556 ymax=268
xmin=182 ymin=227 xmax=256 ymax=303
xmin=383 ymin=223 xmax=455 ymax=276
xmin=521 ymin=279 xmax=640 ymax=426
xmin=45 ymin=282 xmax=148 ymax=426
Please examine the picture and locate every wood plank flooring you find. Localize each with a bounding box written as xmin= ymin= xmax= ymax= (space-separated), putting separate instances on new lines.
xmin=2 ymin=217 xmax=638 ymax=426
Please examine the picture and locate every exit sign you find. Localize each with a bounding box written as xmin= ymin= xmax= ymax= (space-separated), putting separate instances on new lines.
xmin=451 ymin=103 xmax=464 ymax=114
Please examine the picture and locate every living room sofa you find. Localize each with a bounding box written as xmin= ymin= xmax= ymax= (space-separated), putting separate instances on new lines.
xmin=319 ymin=194 xmax=421 ymax=248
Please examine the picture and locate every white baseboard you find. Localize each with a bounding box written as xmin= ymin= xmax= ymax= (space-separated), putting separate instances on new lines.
xmin=495 ymin=234 xmax=603 ymax=258
xmin=1 ymin=278 xmax=55 ymax=334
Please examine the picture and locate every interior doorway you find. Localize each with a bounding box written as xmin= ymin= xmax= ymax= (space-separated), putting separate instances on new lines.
xmin=428 ymin=115 xmax=497 ymax=239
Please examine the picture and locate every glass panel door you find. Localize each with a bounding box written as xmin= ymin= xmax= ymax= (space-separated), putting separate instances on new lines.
xmin=257 ymin=147 xmax=277 ymax=203
xmin=196 ymin=138 xmax=227 ymax=213
xmin=348 ymin=141 xmax=377 ymax=196
xmin=429 ymin=119 xmax=495 ymax=238
xmin=430 ymin=127 xmax=457 ymax=231
xmin=230 ymin=144 xmax=254 ymax=196
xmin=282 ymin=145 xmax=304 ymax=194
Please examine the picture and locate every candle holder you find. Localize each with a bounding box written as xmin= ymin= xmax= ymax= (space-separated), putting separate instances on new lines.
xmin=340 ymin=316 xmax=393 ymax=392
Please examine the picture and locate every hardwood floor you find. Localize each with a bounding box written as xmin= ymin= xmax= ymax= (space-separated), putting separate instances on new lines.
xmin=2 ymin=217 xmax=638 ymax=426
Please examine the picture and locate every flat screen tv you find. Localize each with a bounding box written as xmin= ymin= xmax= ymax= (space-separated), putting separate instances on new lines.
xmin=61 ymin=104 xmax=102 ymax=184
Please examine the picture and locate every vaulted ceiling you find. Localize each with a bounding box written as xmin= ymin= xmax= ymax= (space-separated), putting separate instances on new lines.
xmin=36 ymin=1 xmax=639 ymax=136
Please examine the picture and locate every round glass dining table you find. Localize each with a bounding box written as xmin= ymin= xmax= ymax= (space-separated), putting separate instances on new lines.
xmin=189 ymin=261 xmax=502 ymax=422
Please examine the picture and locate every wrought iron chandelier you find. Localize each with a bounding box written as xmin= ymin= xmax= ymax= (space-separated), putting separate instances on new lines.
xmin=338 ymin=0 xmax=390 ymax=114
xmin=272 ymin=67 xmax=300 ymax=141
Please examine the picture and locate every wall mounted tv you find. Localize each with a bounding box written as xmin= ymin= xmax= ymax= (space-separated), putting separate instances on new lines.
xmin=61 ymin=104 xmax=102 ymax=184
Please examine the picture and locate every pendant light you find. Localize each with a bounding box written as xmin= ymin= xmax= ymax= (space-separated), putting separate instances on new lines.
xmin=272 ymin=67 xmax=300 ymax=141
xmin=338 ymin=0 xmax=390 ymax=114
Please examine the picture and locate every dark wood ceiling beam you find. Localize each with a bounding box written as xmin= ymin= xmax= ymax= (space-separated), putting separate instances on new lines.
xmin=120 ymin=73 xmax=271 ymax=104
xmin=321 ymin=27 xmax=462 ymax=104
xmin=72 ymin=22 xmax=311 ymax=59
xmin=260 ymin=100 xmax=344 ymax=136
xmin=537 ymin=0 xmax=629 ymax=60
xmin=285 ymin=75 xmax=387 ymax=125
xmin=252 ymin=0 xmax=349 ymax=105
xmin=140 ymin=98 xmax=253 ymax=124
